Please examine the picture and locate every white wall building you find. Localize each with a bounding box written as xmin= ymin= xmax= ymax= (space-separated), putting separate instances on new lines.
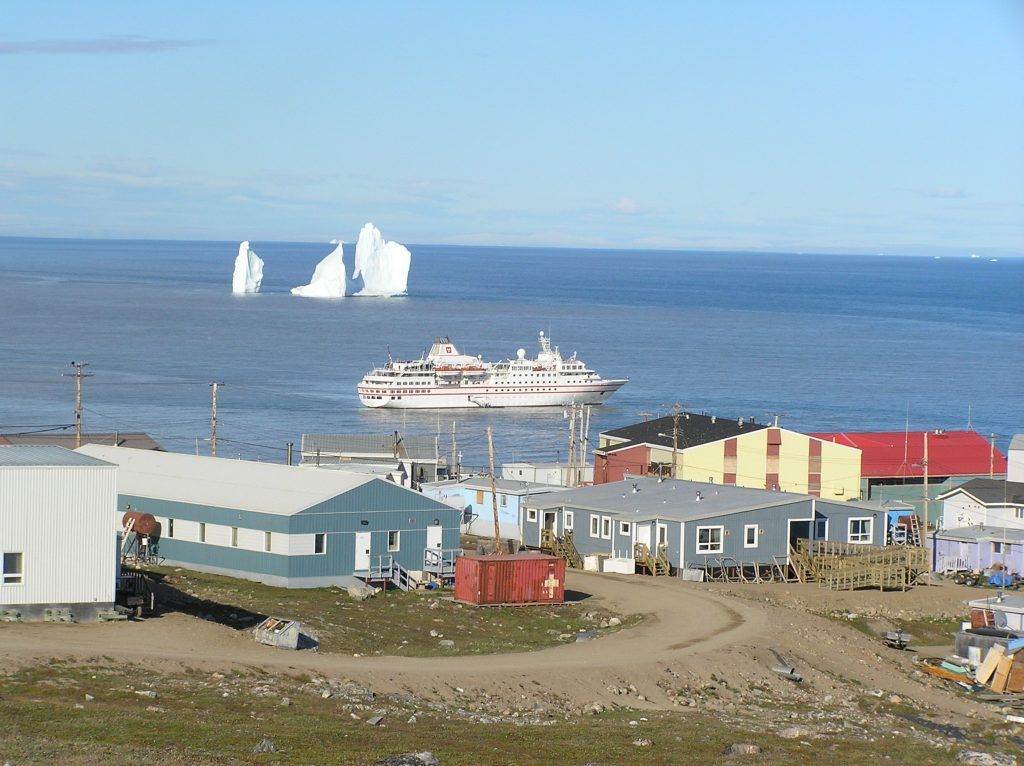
xmin=0 ymin=446 xmax=117 ymax=620
xmin=937 ymin=478 xmax=1024 ymax=532
xmin=1009 ymin=434 xmax=1024 ymax=483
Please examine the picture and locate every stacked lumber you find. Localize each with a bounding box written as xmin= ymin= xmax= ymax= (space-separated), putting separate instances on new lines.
xmin=975 ymin=641 xmax=1024 ymax=694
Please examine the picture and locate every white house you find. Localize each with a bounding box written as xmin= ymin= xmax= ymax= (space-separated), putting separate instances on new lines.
xmin=1009 ymin=434 xmax=1024 ymax=483
xmin=0 ymin=446 xmax=117 ymax=620
xmin=937 ymin=478 xmax=1024 ymax=531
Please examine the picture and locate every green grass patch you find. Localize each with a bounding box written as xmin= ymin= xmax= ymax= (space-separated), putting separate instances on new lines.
xmin=145 ymin=565 xmax=638 ymax=656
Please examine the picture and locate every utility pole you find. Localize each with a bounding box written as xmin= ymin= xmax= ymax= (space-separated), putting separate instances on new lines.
xmin=65 ymin=362 xmax=93 ymax=448
xmin=567 ymin=405 xmax=578 ymax=487
xmin=668 ymin=402 xmax=682 ymax=480
xmin=210 ymin=382 xmax=223 ymax=457
xmin=451 ymin=421 xmax=457 ymax=480
xmin=287 ymin=442 xmax=294 ymax=466
xmin=487 ymin=427 xmax=500 ymax=553
xmin=922 ymin=430 xmax=930 ymax=525
xmin=991 ymin=433 xmax=997 ymax=477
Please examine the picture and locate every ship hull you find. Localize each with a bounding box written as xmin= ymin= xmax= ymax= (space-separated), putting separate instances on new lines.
xmin=359 ymin=380 xmax=627 ymax=409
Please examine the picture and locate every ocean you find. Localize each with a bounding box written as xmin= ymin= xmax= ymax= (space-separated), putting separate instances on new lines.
xmin=0 ymin=236 xmax=1021 ymax=468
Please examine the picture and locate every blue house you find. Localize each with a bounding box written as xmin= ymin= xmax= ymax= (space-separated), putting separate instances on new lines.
xmin=78 ymin=445 xmax=460 ymax=588
xmin=525 ymin=476 xmax=888 ymax=574
xmin=420 ymin=476 xmax=569 ymax=541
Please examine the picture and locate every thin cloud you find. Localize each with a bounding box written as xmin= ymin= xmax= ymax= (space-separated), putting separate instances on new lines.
xmin=0 ymin=36 xmax=206 ymax=55
xmin=918 ymin=185 xmax=966 ymax=199
xmin=614 ymin=196 xmax=639 ymax=214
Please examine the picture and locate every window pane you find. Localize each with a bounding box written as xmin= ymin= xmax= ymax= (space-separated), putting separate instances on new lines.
xmin=3 ymin=552 xmax=23 ymax=583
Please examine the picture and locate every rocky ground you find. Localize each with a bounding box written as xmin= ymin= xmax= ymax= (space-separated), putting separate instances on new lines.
xmin=1 ymin=571 xmax=1021 ymax=764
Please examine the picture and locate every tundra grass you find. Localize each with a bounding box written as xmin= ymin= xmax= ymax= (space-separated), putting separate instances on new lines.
xmin=0 ymin=663 xmax=992 ymax=766
xmin=144 ymin=565 xmax=637 ymax=656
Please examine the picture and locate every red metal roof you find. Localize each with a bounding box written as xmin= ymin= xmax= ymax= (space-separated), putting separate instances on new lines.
xmin=807 ymin=430 xmax=1006 ymax=479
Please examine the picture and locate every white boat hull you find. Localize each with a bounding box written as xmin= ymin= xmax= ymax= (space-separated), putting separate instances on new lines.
xmin=359 ymin=380 xmax=627 ymax=409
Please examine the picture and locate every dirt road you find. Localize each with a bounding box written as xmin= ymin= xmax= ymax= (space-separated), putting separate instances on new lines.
xmin=0 ymin=571 xmax=985 ymax=720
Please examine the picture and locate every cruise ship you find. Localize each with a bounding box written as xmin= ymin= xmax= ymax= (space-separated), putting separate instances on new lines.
xmin=357 ymin=332 xmax=627 ymax=409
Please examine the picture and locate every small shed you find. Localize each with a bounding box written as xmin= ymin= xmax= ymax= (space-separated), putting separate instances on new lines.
xmin=454 ymin=554 xmax=565 ymax=605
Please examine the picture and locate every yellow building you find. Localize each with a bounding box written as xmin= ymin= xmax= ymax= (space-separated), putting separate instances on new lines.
xmin=594 ymin=413 xmax=861 ymax=500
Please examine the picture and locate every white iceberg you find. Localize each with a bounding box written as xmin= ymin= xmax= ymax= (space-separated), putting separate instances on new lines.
xmin=232 ymin=241 xmax=264 ymax=293
xmin=352 ymin=223 xmax=411 ymax=296
xmin=291 ymin=240 xmax=347 ymax=298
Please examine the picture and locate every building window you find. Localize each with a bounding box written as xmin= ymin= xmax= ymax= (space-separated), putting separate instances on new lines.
xmin=590 ymin=515 xmax=600 ymax=538
xmin=564 ymin=511 xmax=574 ymax=530
xmin=1016 ymin=509 xmax=1023 ymax=520
xmin=314 ymin=533 xmax=326 ymax=554
xmin=2 ymin=552 xmax=24 ymax=585
xmin=199 ymin=523 xmax=206 ymax=543
xmin=992 ymin=541 xmax=1003 ymax=554
xmin=744 ymin=524 xmax=758 ymax=548
xmin=231 ymin=527 xmax=239 ymax=547
xmin=619 ymin=521 xmax=631 ymax=536
xmin=388 ymin=531 xmax=400 ymax=552
xmin=848 ymin=518 xmax=873 ymax=544
xmin=264 ymin=532 xmax=272 ymax=552
xmin=657 ymin=524 xmax=668 ymax=546
xmin=696 ymin=526 xmax=724 ymax=554
xmin=601 ymin=517 xmax=612 ymax=540
xmin=167 ymin=518 xmax=175 ymax=538
xmin=814 ymin=518 xmax=828 ymax=540
xmin=527 ymin=508 xmax=537 ymax=523
xmin=476 ymin=490 xmax=484 ymax=504
xmin=500 ymin=494 xmax=507 ymax=507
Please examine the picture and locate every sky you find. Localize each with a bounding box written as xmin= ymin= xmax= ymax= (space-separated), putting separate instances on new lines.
xmin=1 ymin=1 xmax=1022 ymax=255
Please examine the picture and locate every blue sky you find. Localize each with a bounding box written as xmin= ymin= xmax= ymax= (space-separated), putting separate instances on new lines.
xmin=1 ymin=1 xmax=1022 ymax=255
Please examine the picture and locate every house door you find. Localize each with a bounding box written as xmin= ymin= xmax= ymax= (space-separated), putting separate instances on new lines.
xmin=656 ymin=523 xmax=668 ymax=548
xmin=787 ymin=519 xmax=811 ymax=560
xmin=636 ymin=524 xmax=651 ymax=557
xmin=426 ymin=524 xmax=443 ymax=552
xmin=354 ymin=531 xmax=371 ymax=571
xmin=541 ymin=510 xmax=557 ymax=545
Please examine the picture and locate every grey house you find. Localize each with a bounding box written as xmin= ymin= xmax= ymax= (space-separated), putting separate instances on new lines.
xmin=77 ymin=445 xmax=460 ymax=588
xmin=525 ymin=476 xmax=887 ymax=573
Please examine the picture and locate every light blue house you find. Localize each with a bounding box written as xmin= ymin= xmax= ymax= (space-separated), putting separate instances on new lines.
xmin=78 ymin=445 xmax=460 ymax=588
xmin=420 ymin=476 xmax=569 ymax=541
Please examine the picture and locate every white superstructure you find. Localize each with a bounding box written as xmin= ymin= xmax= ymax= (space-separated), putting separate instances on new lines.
xmin=358 ymin=332 xmax=627 ymax=409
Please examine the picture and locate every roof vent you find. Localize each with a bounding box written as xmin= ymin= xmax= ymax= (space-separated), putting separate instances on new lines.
xmin=934 ymin=428 xmax=945 ymax=436
xmin=738 ymin=417 xmax=744 ymax=426
xmin=631 ymin=483 xmax=640 ymax=494
xmin=711 ymin=416 xmax=716 ymax=424
xmin=695 ymin=491 xmax=703 ymax=501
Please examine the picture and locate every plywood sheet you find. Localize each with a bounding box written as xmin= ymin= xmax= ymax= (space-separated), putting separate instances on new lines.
xmin=990 ymin=655 xmax=1014 ymax=693
xmin=975 ymin=644 xmax=1006 ymax=685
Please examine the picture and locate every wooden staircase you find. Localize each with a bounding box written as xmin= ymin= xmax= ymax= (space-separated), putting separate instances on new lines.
xmin=540 ymin=529 xmax=583 ymax=569
xmin=634 ymin=542 xmax=670 ymax=576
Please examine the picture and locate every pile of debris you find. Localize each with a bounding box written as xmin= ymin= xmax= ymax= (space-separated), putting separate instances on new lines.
xmin=921 ymin=594 xmax=1024 ymax=710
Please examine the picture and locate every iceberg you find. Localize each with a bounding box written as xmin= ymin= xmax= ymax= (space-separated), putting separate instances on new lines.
xmin=352 ymin=223 xmax=411 ymax=296
xmin=291 ymin=240 xmax=347 ymax=298
xmin=232 ymin=241 xmax=264 ymax=293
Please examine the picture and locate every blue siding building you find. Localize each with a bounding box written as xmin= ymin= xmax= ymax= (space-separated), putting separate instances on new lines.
xmin=78 ymin=445 xmax=460 ymax=588
xmin=525 ymin=476 xmax=887 ymax=573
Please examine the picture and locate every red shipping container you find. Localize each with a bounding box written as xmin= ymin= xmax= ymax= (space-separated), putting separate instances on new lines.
xmin=454 ymin=553 xmax=566 ymax=606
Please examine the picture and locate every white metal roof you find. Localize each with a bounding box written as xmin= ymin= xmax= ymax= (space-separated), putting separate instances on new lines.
xmin=76 ymin=445 xmax=377 ymax=515
xmin=0 ymin=445 xmax=113 ymax=468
